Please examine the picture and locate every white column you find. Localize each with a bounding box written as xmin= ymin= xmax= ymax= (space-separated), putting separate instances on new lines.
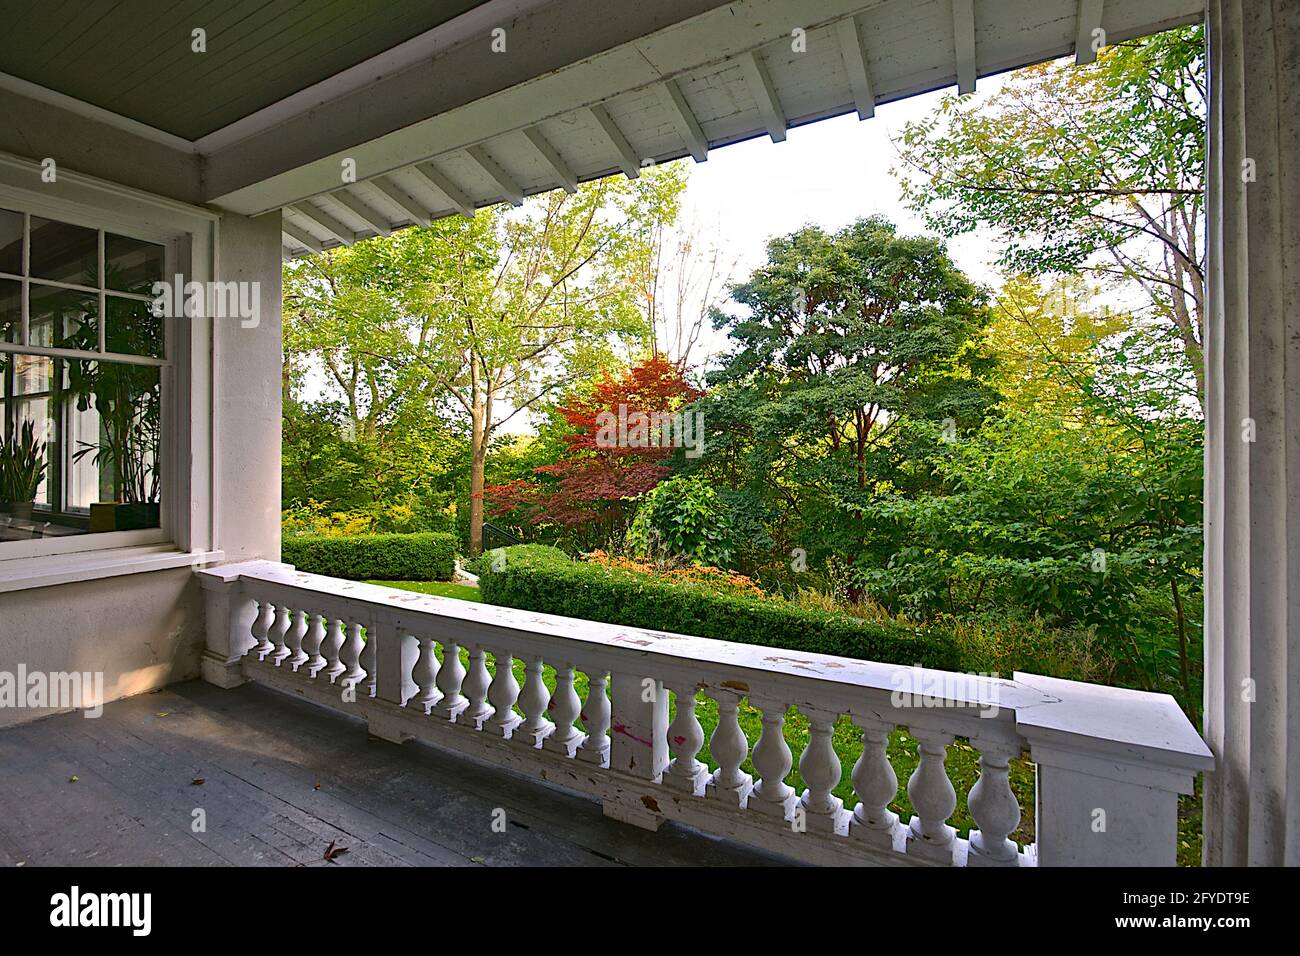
xmin=196 ymin=570 xmax=255 ymax=687
xmin=1204 ymin=0 xmax=1300 ymax=866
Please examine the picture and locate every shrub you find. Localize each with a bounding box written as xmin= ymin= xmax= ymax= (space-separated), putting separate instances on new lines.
xmin=283 ymin=532 xmax=457 ymax=581
xmin=464 ymin=543 xmax=570 ymax=577
xmin=478 ymin=547 xmax=962 ymax=670
xmin=627 ymin=475 xmax=736 ymax=567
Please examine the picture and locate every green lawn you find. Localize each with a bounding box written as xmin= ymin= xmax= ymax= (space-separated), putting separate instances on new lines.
xmin=375 ymin=578 xmax=1200 ymax=865
xmin=366 ymin=580 xmax=483 ymax=601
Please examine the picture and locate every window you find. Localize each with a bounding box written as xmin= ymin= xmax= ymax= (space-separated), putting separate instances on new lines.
xmin=0 ymin=206 xmax=166 ymax=544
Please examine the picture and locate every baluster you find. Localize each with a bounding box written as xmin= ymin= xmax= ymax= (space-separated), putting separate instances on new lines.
xmin=487 ymin=648 xmax=523 ymax=737
xmin=905 ymin=728 xmax=958 ymax=863
xmin=359 ymin=629 xmax=377 ymax=698
xmin=576 ymin=670 xmax=610 ymax=765
xmin=322 ymin=619 xmax=346 ymax=682
xmin=967 ymin=739 xmax=1022 ymax=866
xmin=303 ymin=614 xmax=327 ymax=676
xmin=459 ymin=644 xmax=492 ymax=729
xmin=664 ymin=683 xmax=709 ymax=792
xmin=514 ymin=656 xmax=554 ymax=747
xmin=286 ymin=609 xmax=308 ymax=669
xmin=340 ymin=621 xmax=365 ymax=688
xmin=797 ymin=707 xmax=845 ymax=832
xmin=268 ymin=604 xmax=291 ymax=665
xmin=543 ymin=662 xmax=585 ymax=755
xmin=409 ymin=636 xmax=440 ymax=713
xmin=748 ymin=697 xmax=795 ymax=819
xmin=432 ymin=640 xmax=466 ymax=719
xmin=249 ymin=600 xmax=275 ymax=659
xmin=848 ymin=716 xmax=902 ymax=850
xmin=705 ymin=691 xmax=752 ymax=807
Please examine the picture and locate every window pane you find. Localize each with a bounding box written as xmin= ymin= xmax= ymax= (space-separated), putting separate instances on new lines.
xmin=65 ymin=360 xmax=162 ymax=507
xmin=105 ymin=295 xmax=164 ymax=358
xmin=0 ymin=278 xmax=19 ymax=342
xmin=105 ymin=232 xmax=164 ymax=293
xmin=29 ymin=216 xmax=98 ymax=288
xmin=0 ymin=208 xmax=21 ymax=276
xmin=29 ymin=283 xmax=97 ymax=350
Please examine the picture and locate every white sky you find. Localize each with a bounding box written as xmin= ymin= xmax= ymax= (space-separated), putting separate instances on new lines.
xmin=659 ymin=75 xmax=1012 ymax=373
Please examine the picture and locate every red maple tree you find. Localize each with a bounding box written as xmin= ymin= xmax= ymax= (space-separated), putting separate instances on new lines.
xmin=484 ymin=354 xmax=703 ymax=537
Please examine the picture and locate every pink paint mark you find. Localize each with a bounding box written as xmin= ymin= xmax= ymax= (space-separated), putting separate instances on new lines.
xmin=673 ymin=735 xmax=686 ymax=745
xmin=611 ymin=723 xmax=654 ymax=747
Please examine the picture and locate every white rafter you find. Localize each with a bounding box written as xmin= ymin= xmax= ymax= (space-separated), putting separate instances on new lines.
xmin=835 ymin=16 xmax=875 ymax=120
xmin=656 ymin=79 xmax=709 ymax=162
xmin=1075 ymin=0 xmax=1106 ymax=65
xmin=952 ymin=0 xmax=976 ymax=95
xmin=465 ymin=145 xmax=524 ymax=206
xmin=522 ymin=127 xmax=578 ymax=192
xmin=288 ymin=202 xmax=358 ymax=246
xmin=737 ymin=50 xmax=786 ymax=143
xmin=409 ymin=162 xmax=475 ymax=218
xmin=587 ymin=104 xmax=642 ymax=178
xmin=281 ymin=218 xmax=324 ymax=254
xmin=370 ymin=175 xmax=433 ymax=227
xmin=330 ymin=189 xmax=392 ymax=236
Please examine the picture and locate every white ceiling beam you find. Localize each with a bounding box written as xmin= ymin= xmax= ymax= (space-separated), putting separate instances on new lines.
xmin=370 ymin=175 xmax=433 ymax=227
xmin=1075 ymin=0 xmax=1106 ymax=65
xmin=329 ymin=188 xmax=392 ymax=236
xmin=409 ymin=162 xmax=475 ymax=218
xmin=952 ymin=0 xmax=976 ymax=95
xmin=587 ymin=104 xmax=642 ymax=179
xmin=835 ymin=16 xmax=876 ymax=120
xmin=465 ymin=145 xmax=525 ymax=206
xmin=281 ymin=219 xmax=324 ymax=254
xmin=522 ymin=127 xmax=579 ymax=192
xmin=655 ymin=79 xmax=709 ymax=162
xmin=737 ymin=50 xmax=786 ymax=143
xmin=288 ymin=202 xmax=358 ymax=246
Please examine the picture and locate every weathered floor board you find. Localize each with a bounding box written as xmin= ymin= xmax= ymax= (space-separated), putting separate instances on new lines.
xmin=0 ymin=681 xmax=786 ymax=867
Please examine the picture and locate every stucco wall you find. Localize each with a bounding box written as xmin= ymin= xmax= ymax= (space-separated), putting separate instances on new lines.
xmin=0 ymin=568 xmax=204 ymax=728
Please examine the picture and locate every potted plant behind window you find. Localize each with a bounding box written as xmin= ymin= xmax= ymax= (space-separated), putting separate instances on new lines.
xmin=64 ymin=271 xmax=164 ymax=532
xmin=0 ymin=419 xmax=47 ymax=522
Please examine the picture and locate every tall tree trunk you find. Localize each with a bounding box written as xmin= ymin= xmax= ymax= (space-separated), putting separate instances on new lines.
xmin=469 ymin=398 xmax=486 ymax=557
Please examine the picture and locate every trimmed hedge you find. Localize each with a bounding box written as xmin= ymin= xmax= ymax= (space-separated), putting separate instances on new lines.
xmin=478 ymin=547 xmax=962 ymax=670
xmin=465 ymin=543 xmax=570 ymax=577
xmin=283 ymin=532 xmax=457 ymax=582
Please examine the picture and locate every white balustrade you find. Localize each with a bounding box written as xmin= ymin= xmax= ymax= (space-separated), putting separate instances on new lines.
xmin=286 ymin=610 xmax=308 ymax=670
xmin=798 ymin=707 xmax=844 ymax=833
xmin=576 ymin=671 xmax=610 ymax=765
xmin=543 ymin=663 xmax=585 ymax=755
xmin=514 ymin=656 xmax=554 ymax=748
xmin=459 ymin=644 xmax=493 ymax=729
xmin=198 ymin=561 xmax=1214 ymax=868
xmin=905 ymin=729 xmax=958 ymax=863
xmin=664 ymin=684 xmax=708 ymax=793
xmin=705 ymin=691 xmax=752 ymax=807
xmin=432 ymin=639 xmax=466 ymax=720
xmin=748 ymin=697 xmax=796 ymax=820
xmin=848 ymin=716 xmax=901 ymax=849
xmin=487 ymin=648 xmax=522 ymax=737
xmin=303 ymin=614 xmax=327 ymax=676
xmin=409 ymin=636 xmax=440 ymax=713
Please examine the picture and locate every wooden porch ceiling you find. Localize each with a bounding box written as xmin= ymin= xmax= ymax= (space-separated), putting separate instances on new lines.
xmin=267 ymin=0 xmax=1203 ymax=261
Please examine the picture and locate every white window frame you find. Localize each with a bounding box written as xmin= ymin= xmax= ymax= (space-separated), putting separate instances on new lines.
xmin=0 ymin=152 xmax=219 ymax=566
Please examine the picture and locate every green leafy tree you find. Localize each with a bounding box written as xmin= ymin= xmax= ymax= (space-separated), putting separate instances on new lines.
xmin=895 ymin=26 xmax=1205 ymax=405
xmin=700 ymin=216 xmax=998 ymax=583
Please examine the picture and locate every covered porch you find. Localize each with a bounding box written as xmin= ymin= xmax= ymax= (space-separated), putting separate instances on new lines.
xmin=0 ymin=0 xmax=1296 ymax=867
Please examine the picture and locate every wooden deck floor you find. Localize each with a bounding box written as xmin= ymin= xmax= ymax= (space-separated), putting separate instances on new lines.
xmin=0 ymin=680 xmax=787 ymax=867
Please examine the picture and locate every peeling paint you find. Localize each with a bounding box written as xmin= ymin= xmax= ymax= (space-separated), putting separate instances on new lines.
xmin=720 ymin=680 xmax=750 ymax=692
xmin=641 ymin=795 xmax=660 ymax=813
